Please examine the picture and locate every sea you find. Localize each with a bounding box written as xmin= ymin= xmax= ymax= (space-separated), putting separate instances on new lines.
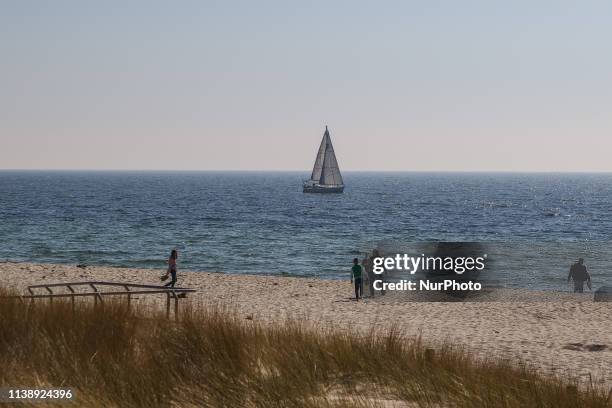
xmin=1 ymin=171 xmax=611 ymax=291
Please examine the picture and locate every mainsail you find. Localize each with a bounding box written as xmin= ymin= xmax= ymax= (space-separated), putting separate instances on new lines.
xmin=310 ymin=126 xmax=343 ymax=186
xmin=309 ymin=129 xmax=327 ymax=182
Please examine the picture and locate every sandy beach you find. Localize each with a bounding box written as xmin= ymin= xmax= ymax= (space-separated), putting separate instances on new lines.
xmin=2 ymin=261 xmax=611 ymax=389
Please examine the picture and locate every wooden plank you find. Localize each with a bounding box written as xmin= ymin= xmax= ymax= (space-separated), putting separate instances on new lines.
xmin=28 ymin=281 xmax=193 ymax=290
xmin=18 ymin=289 xmax=195 ymax=299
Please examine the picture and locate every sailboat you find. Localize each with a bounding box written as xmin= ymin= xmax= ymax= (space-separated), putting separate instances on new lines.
xmin=303 ymin=126 xmax=344 ymax=193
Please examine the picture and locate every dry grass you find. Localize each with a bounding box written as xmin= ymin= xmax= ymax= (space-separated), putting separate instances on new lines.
xmin=0 ymin=289 xmax=610 ymax=408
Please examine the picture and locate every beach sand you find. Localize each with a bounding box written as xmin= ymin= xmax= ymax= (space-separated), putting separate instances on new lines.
xmin=2 ymin=261 xmax=611 ymax=388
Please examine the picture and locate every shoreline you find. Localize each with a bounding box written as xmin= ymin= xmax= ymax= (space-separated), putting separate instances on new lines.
xmin=2 ymin=261 xmax=611 ymax=388
xmin=0 ymin=259 xmax=595 ymax=295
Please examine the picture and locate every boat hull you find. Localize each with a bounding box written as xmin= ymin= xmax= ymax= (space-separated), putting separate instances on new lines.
xmin=303 ymin=184 xmax=344 ymax=193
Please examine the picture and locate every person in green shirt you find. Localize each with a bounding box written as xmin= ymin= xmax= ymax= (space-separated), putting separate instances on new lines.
xmin=351 ymin=258 xmax=363 ymax=300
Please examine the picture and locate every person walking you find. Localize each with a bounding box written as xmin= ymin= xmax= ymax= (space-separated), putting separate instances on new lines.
xmin=568 ymin=258 xmax=591 ymax=293
xmin=351 ymin=258 xmax=363 ymax=300
xmin=371 ymin=249 xmax=385 ymax=295
xmin=164 ymin=249 xmax=179 ymax=288
xmin=362 ymin=253 xmax=375 ymax=297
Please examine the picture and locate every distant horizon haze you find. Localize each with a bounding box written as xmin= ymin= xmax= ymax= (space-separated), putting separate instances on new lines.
xmin=2 ymin=1 xmax=611 ymax=172
xmin=3 ymin=169 xmax=612 ymax=174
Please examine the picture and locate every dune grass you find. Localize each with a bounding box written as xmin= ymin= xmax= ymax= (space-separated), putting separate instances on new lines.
xmin=0 ymin=290 xmax=610 ymax=407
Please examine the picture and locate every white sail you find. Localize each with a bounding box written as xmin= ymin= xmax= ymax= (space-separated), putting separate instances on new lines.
xmin=310 ymin=128 xmax=328 ymax=182
xmin=304 ymin=126 xmax=344 ymax=193
xmin=318 ymin=129 xmax=344 ymax=186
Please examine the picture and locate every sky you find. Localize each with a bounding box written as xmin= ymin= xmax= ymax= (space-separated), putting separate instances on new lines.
xmin=1 ymin=1 xmax=611 ymax=171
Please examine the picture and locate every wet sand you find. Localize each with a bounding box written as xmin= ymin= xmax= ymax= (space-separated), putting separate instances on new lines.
xmin=2 ymin=261 xmax=611 ymax=388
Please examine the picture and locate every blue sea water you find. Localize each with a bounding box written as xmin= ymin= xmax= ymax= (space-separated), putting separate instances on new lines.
xmin=1 ymin=171 xmax=611 ymax=290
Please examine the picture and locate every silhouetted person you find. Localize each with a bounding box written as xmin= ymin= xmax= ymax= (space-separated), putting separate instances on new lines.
xmin=568 ymin=258 xmax=591 ymax=293
xmin=164 ymin=249 xmax=178 ymax=288
xmin=362 ymin=253 xmax=375 ymax=297
xmin=351 ymin=258 xmax=363 ymax=300
xmin=371 ymin=249 xmax=385 ymax=295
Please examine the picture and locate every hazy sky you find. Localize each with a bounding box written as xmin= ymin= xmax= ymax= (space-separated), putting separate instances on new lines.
xmin=1 ymin=1 xmax=611 ymax=171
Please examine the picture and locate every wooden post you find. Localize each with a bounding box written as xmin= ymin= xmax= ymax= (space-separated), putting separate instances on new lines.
xmin=27 ymin=287 xmax=34 ymax=307
xmin=90 ymin=284 xmax=99 ymax=307
xmin=174 ymin=291 xmax=179 ymax=321
xmin=67 ymin=285 xmax=75 ymax=313
xmin=166 ymin=292 xmax=170 ymax=319
xmin=124 ymin=285 xmax=131 ymax=310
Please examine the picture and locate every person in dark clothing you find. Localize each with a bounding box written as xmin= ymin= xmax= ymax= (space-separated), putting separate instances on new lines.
xmin=351 ymin=258 xmax=363 ymax=300
xmin=371 ymin=249 xmax=385 ymax=295
xmin=568 ymin=258 xmax=591 ymax=293
xmin=164 ymin=249 xmax=178 ymax=288
xmin=362 ymin=253 xmax=375 ymax=297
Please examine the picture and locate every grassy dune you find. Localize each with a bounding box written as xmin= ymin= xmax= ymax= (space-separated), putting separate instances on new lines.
xmin=0 ymin=290 xmax=610 ymax=407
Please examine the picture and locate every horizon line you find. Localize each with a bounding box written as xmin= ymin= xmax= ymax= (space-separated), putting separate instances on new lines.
xmin=3 ymin=169 xmax=612 ymax=174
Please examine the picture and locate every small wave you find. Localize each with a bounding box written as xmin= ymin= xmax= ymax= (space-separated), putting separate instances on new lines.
xmin=32 ymin=246 xmax=54 ymax=256
xmin=483 ymin=201 xmax=511 ymax=209
xmin=130 ymin=258 xmax=166 ymax=264
xmin=543 ymin=207 xmax=562 ymax=217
